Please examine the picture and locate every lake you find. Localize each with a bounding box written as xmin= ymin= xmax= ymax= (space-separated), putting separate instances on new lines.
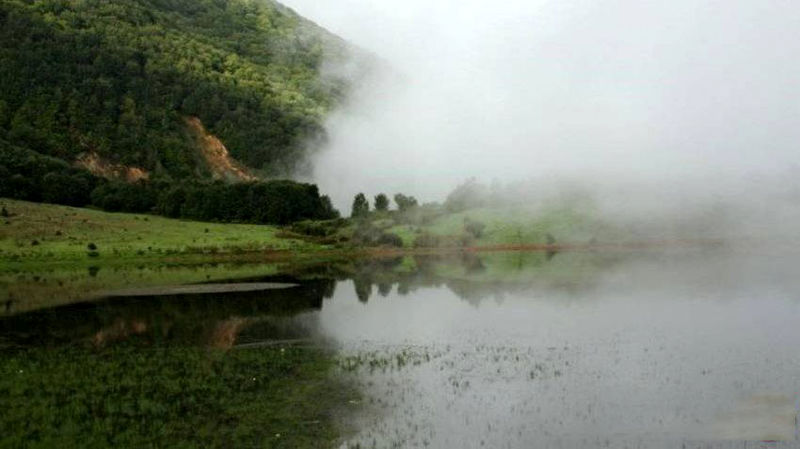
xmin=1 ymin=247 xmax=799 ymax=448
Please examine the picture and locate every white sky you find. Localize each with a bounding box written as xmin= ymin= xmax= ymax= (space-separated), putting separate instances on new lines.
xmin=280 ymin=0 xmax=800 ymax=208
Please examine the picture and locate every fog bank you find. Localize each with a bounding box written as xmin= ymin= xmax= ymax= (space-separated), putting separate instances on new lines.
xmin=282 ymin=0 xmax=800 ymax=215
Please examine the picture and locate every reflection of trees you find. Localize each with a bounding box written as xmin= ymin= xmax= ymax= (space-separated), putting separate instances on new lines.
xmin=462 ymin=253 xmax=486 ymax=274
xmin=0 ymin=279 xmax=334 ymax=349
xmin=0 ymin=252 xmax=626 ymax=351
xmin=353 ymin=277 xmax=372 ymax=303
xmin=377 ymin=283 xmax=392 ymax=297
xmin=321 ymin=280 xmax=337 ymax=299
xmin=397 ymin=281 xmax=411 ymax=296
xmin=314 ymin=251 xmax=621 ymax=306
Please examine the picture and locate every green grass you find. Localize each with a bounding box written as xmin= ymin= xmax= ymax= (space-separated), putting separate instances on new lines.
xmin=428 ymin=251 xmax=622 ymax=286
xmin=0 ymin=261 xmax=286 ymax=314
xmin=0 ymin=199 xmax=325 ymax=262
xmin=0 ymin=199 xmax=614 ymax=264
xmin=384 ymin=224 xmax=418 ymax=247
xmin=425 ymin=207 xmax=597 ymax=245
xmin=385 ymin=206 xmax=611 ymax=248
xmin=0 ymin=344 xmax=357 ymax=449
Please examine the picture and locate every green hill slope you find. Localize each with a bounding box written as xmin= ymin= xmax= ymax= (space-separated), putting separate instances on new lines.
xmin=0 ymin=198 xmax=324 ymax=262
xmin=0 ymin=0 xmax=353 ymax=179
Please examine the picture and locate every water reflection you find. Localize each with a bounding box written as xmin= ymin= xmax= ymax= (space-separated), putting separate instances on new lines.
xmin=0 ymin=261 xmax=285 ymax=315
xmin=310 ymin=249 xmax=800 ymax=448
xmin=2 ymin=249 xmax=799 ymax=448
xmin=0 ymin=279 xmax=333 ymax=349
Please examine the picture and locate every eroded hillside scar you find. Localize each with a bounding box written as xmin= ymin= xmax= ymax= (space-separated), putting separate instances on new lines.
xmin=185 ymin=117 xmax=258 ymax=182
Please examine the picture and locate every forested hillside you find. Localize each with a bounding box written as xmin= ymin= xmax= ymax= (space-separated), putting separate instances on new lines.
xmin=0 ymin=0 xmax=352 ymax=178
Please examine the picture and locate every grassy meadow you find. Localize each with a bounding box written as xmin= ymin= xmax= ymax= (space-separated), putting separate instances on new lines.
xmin=0 ymin=198 xmax=612 ymax=265
xmin=0 ymin=199 xmax=325 ymax=263
xmin=386 ymin=206 xmax=608 ymax=247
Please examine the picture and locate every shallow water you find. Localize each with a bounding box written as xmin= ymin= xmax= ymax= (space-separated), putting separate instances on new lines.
xmin=2 ymin=248 xmax=799 ymax=448
xmin=310 ymin=248 xmax=800 ymax=448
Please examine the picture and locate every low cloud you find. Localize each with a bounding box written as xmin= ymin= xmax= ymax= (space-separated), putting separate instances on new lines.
xmin=283 ymin=0 xmax=800 ymax=231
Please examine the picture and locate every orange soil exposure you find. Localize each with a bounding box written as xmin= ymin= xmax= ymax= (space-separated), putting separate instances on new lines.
xmin=75 ymin=152 xmax=149 ymax=182
xmin=185 ymin=116 xmax=258 ymax=182
xmin=92 ymin=318 xmax=149 ymax=347
xmin=208 ymin=317 xmax=251 ymax=350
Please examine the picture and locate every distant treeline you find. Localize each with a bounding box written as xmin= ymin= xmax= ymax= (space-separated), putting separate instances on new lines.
xmin=149 ymin=180 xmax=338 ymax=224
xmin=0 ymin=139 xmax=339 ymax=224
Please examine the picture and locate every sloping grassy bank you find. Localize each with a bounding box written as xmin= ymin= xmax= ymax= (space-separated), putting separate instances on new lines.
xmin=0 ymin=199 xmax=615 ymax=264
xmin=0 ymin=199 xmax=325 ymax=263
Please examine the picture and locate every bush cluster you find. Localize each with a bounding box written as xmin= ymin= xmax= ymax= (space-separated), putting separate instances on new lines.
xmin=0 ymin=141 xmax=99 ymax=206
xmin=290 ymin=219 xmax=349 ymax=237
xmin=1 ymin=140 xmax=339 ymax=225
xmin=352 ymin=222 xmax=403 ymax=248
xmin=155 ymin=180 xmax=339 ymax=225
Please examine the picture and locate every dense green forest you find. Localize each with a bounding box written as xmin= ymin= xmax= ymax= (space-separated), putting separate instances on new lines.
xmin=0 ymin=0 xmax=359 ymax=223
xmin=0 ymin=0 xmax=351 ymax=178
xmin=0 ymin=137 xmax=339 ymax=223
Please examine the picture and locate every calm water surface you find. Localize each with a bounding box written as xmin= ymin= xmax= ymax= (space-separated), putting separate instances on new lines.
xmin=311 ymin=248 xmax=800 ymax=448
xmin=2 ymin=248 xmax=799 ymax=448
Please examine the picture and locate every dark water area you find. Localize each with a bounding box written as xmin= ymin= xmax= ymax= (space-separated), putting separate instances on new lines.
xmin=0 ymin=280 xmax=330 ymax=349
xmin=1 ymin=248 xmax=800 ymax=448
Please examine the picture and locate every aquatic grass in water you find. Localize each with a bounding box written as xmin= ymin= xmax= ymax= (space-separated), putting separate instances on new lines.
xmin=0 ymin=344 xmax=355 ymax=449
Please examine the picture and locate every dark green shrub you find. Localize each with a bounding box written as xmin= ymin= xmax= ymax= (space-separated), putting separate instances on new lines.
xmin=41 ymin=171 xmax=93 ymax=206
xmin=290 ymin=218 xmax=348 ymax=237
xmin=90 ymin=182 xmax=156 ymax=213
xmin=377 ymin=232 xmax=403 ymax=248
xmin=352 ymin=222 xmax=382 ymax=246
xmin=464 ymin=218 xmax=486 ymax=239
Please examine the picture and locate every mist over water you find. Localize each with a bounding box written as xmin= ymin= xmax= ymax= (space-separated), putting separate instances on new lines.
xmin=284 ymin=0 xmax=800 ymax=222
xmin=311 ymin=250 xmax=800 ymax=448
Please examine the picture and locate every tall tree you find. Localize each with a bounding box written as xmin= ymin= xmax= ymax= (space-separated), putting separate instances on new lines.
xmin=374 ymin=193 xmax=389 ymax=212
xmin=351 ymin=193 xmax=370 ymax=218
xmin=394 ymin=193 xmax=418 ymax=212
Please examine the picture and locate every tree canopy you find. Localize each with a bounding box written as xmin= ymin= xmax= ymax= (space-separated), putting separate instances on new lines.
xmin=394 ymin=193 xmax=418 ymax=212
xmin=351 ymin=193 xmax=370 ymax=218
xmin=0 ymin=0 xmax=354 ymax=178
xmin=374 ymin=193 xmax=389 ymax=212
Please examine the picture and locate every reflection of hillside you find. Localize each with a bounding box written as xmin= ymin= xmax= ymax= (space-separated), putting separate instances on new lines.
xmin=293 ymin=252 xmax=624 ymax=306
xmin=0 ymin=261 xmax=283 ymax=315
xmin=0 ymin=280 xmax=333 ymax=349
xmin=0 ymin=251 xmax=626 ymax=349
